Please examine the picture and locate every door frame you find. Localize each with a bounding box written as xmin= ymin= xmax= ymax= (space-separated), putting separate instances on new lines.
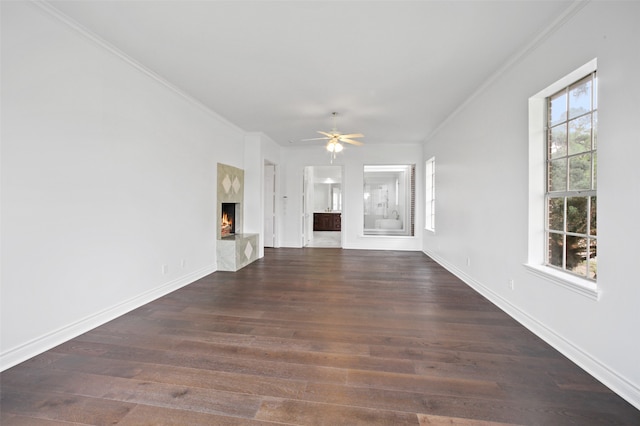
xmin=263 ymin=161 xmax=276 ymax=248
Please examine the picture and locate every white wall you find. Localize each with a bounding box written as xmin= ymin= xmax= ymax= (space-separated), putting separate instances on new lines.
xmin=422 ymin=1 xmax=640 ymax=409
xmin=282 ymin=144 xmax=423 ymax=251
xmin=0 ymin=2 xmax=246 ymax=369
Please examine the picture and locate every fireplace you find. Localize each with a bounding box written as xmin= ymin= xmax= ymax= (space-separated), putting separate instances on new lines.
xmin=221 ymin=203 xmax=238 ymax=237
xmin=217 ymin=163 xmax=257 ymax=271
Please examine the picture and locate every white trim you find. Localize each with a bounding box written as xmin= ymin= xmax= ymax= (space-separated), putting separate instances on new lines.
xmin=524 ymin=263 xmax=599 ymax=300
xmin=424 ymin=250 xmax=640 ymax=411
xmin=0 ymin=265 xmax=215 ymax=372
xmin=358 ymin=234 xmax=416 ymax=239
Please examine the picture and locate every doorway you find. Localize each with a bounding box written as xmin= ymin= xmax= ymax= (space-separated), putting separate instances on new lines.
xmin=303 ymin=165 xmax=342 ymax=248
xmin=264 ymin=162 xmax=276 ymax=247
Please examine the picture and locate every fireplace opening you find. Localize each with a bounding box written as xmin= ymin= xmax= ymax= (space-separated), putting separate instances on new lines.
xmin=221 ymin=203 xmax=236 ymax=237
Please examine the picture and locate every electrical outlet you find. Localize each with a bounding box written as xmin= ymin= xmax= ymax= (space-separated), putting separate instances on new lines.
xmin=466 ymin=257 xmax=471 ymax=267
xmin=180 ymin=259 xmax=186 ymax=269
xmin=162 ymin=264 xmax=169 ymax=275
xmin=509 ymin=279 xmax=515 ymax=290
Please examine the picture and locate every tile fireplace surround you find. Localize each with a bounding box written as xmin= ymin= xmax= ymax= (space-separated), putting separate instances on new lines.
xmin=216 ymin=163 xmax=259 ymax=271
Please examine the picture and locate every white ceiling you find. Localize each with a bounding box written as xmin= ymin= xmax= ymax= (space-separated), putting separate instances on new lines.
xmin=48 ymin=0 xmax=574 ymax=146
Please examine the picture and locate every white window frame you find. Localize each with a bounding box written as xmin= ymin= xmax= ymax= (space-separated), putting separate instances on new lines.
xmin=526 ymin=59 xmax=599 ymax=300
xmin=425 ymin=157 xmax=435 ymax=232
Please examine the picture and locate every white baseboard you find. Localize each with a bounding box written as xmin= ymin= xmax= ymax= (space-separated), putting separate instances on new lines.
xmin=424 ymin=250 xmax=640 ymax=411
xmin=0 ymin=265 xmax=216 ymax=372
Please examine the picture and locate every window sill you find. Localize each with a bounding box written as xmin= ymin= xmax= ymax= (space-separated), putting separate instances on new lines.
xmin=524 ymin=264 xmax=600 ymax=301
xmin=360 ymin=234 xmax=415 ymax=239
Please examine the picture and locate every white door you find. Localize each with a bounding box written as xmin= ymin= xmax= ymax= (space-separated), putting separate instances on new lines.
xmin=302 ymin=166 xmax=313 ymax=246
xmin=264 ymin=163 xmax=275 ymax=247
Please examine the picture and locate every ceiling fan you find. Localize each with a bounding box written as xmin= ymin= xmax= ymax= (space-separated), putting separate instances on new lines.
xmin=300 ymin=112 xmax=364 ymax=159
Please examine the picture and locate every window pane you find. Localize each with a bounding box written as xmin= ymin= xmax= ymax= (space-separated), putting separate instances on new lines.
xmin=548 ymin=233 xmax=563 ymax=268
xmin=566 ymin=235 xmax=587 ymax=276
xmin=569 ymin=76 xmax=592 ymax=119
xmin=568 ymin=115 xmax=591 ymax=155
xmin=543 ymin=70 xmax=596 ymax=281
xmin=569 ymin=154 xmax=592 ymax=191
xmin=593 ymin=75 xmax=598 ymax=109
xmin=549 ymin=91 xmax=567 ymax=126
xmin=588 ymin=239 xmax=597 ymax=279
xmin=592 ymin=111 xmax=598 ymax=149
xmin=567 ymin=197 xmax=588 ymax=234
xmin=430 ymin=202 xmax=435 ymax=229
xmin=548 ymin=198 xmax=564 ymax=231
xmin=549 ymin=124 xmax=567 ymax=158
xmin=549 ymin=158 xmax=567 ymax=191
xmin=590 ymin=196 xmax=597 ymax=236
xmin=592 ymin=151 xmax=597 ymax=190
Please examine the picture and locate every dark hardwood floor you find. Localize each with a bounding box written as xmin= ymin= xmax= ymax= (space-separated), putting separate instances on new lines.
xmin=1 ymin=248 xmax=638 ymax=425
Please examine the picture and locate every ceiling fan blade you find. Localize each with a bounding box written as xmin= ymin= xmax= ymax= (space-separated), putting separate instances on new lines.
xmin=339 ymin=133 xmax=364 ymax=139
xmin=341 ymin=138 xmax=364 ymax=146
xmin=300 ymin=137 xmax=329 ymax=141
xmin=318 ymin=131 xmax=335 ymax=138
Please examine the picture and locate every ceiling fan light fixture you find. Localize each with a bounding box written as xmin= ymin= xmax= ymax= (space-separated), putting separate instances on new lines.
xmin=326 ymin=141 xmax=343 ymax=153
xmin=300 ymin=112 xmax=363 ymax=162
xmin=326 ymin=140 xmax=344 ymax=164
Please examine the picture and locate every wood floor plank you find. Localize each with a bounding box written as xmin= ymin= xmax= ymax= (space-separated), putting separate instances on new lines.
xmin=0 ymin=413 xmax=83 ymax=425
xmin=1 ymin=366 xmax=262 ymax=419
xmin=1 ymin=248 xmax=638 ymax=425
xmin=255 ymin=397 xmax=420 ymax=425
xmin=48 ymin=354 xmax=307 ymax=400
xmin=0 ymin=389 xmax=134 ymax=424
xmin=50 ymin=338 xmax=349 ymax=385
xmin=117 ymin=404 xmax=285 ymax=426
xmin=346 ymin=369 xmax=504 ymax=400
xmin=300 ymin=381 xmax=526 ymax=423
xmin=417 ymin=413 xmax=520 ymax=425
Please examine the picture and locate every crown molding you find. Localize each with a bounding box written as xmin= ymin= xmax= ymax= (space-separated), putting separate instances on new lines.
xmin=425 ymin=0 xmax=590 ymax=143
xmin=30 ymin=0 xmax=245 ymax=134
